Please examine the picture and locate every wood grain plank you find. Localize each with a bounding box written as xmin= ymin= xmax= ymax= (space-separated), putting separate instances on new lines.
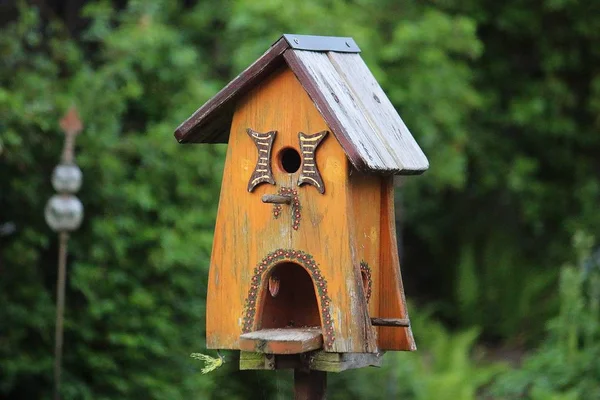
xmin=239 ymin=352 xmax=266 ymax=370
xmin=377 ymin=177 xmax=416 ymax=351
xmin=309 ymin=352 xmax=384 ymax=372
xmin=239 ymin=351 xmax=384 ymax=372
xmin=284 ymin=70 xmax=377 ymax=353
xmin=327 ymin=52 xmax=429 ymax=173
xmin=206 ymin=67 xmax=295 ymax=350
xmin=349 ymin=172 xmax=382 ymax=319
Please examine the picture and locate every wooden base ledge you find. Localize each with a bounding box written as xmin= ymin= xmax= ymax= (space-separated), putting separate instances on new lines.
xmin=240 ymin=350 xmax=384 ymax=372
xmin=370 ymin=318 xmax=410 ymax=327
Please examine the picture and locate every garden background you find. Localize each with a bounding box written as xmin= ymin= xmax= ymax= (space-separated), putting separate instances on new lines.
xmin=1 ymin=0 xmax=599 ymax=398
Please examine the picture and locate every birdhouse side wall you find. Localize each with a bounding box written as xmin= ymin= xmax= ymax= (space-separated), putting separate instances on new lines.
xmin=348 ymin=173 xmax=415 ymax=351
xmin=377 ymin=177 xmax=416 ymax=351
xmin=348 ymin=172 xmax=382 ymax=320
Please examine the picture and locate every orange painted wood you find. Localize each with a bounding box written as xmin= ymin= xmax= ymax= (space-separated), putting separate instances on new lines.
xmin=347 ymin=172 xmax=415 ymax=351
xmin=206 ymin=68 xmax=294 ymax=350
xmin=206 ymin=67 xmax=377 ymax=353
xmin=239 ymin=328 xmax=323 ymax=354
xmin=377 ymin=177 xmax=416 ymax=351
xmin=349 ymin=172 xmax=382 ymax=318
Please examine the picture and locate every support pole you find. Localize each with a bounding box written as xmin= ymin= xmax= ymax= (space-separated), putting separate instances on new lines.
xmin=54 ymin=232 xmax=69 ymax=400
xmin=294 ymin=369 xmax=327 ymax=400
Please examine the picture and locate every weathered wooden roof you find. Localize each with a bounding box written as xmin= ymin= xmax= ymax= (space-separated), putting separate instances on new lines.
xmin=174 ymin=34 xmax=429 ymax=174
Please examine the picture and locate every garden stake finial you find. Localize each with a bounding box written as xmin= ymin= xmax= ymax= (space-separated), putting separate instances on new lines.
xmin=45 ymin=106 xmax=84 ymax=400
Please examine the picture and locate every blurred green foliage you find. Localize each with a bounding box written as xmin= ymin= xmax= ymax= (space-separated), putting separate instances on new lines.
xmin=0 ymin=0 xmax=598 ymax=398
xmin=328 ymin=308 xmax=506 ymax=400
xmin=411 ymin=0 xmax=600 ymax=340
xmin=490 ymin=233 xmax=600 ymax=399
xmin=1 ymin=2 xmax=224 ymax=398
xmin=216 ymin=307 xmax=507 ymax=400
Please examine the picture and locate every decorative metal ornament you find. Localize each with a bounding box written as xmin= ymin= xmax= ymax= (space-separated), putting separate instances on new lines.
xmin=247 ymin=128 xmax=276 ymax=192
xmin=46 ymin=106 xmax=84 ymax=400
xmin=273 ymin=187 xmax=302 ymax=230
xmin=298 ymin=131 xmax=328 ymax=193
xmin=45 ymin=194 xmax=84 ymax=232
xmin=272 ymin=203 xmax=282 ymax=219
xmin=51 ymin=164 xmax=83 ymax=193
xmin=45 ymin=108 xmax=84 ymax=232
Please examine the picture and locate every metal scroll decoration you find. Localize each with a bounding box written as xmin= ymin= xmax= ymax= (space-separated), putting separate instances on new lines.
xmin=298 ymin=130 xmax=328 ymax=194
xmin=247 ymin=128 xmax=276 ymax=192
xmin=242 ymin=249 xmax=336 ymax=349
xmin=272 ymin=187 xmax=302 ymax=230
xmin=360 ymin=261 xmax=372 ymax=304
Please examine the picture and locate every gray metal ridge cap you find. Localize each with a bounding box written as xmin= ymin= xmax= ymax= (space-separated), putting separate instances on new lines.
xmin=276 ymin=34 xmax=361 ymax=53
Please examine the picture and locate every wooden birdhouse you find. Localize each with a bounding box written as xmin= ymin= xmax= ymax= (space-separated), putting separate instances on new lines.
xmin=175 ymin=34 xmax=428 ymax=373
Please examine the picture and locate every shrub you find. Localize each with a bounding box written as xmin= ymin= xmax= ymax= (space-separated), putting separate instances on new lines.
xmin=489 ymin=233 xmax=600 ymax=399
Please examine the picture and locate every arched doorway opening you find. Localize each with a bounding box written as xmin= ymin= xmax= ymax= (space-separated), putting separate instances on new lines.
xmin=259 ymin=262 xmax=321 ymax=330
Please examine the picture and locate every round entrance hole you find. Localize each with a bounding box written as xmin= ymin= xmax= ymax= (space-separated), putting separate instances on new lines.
xmin=279 ymin=148 xmax=301 ymax=173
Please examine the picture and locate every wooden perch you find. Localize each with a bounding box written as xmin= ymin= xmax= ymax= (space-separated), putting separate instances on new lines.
xmin=262 ymin=194 xmax=292 ymax=204
xmin=240 ymin=328 xmax=323 ymax=354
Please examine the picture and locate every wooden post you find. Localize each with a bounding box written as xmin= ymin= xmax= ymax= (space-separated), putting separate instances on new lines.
xmin=294 ymin=369 xmax=326 ymax=400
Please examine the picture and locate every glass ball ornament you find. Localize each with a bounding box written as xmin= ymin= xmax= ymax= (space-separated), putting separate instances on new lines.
xmin=45 ymin=194 xmax=84 ymax=232
xmin=51 ymin=163 xmax=82 ymax=193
